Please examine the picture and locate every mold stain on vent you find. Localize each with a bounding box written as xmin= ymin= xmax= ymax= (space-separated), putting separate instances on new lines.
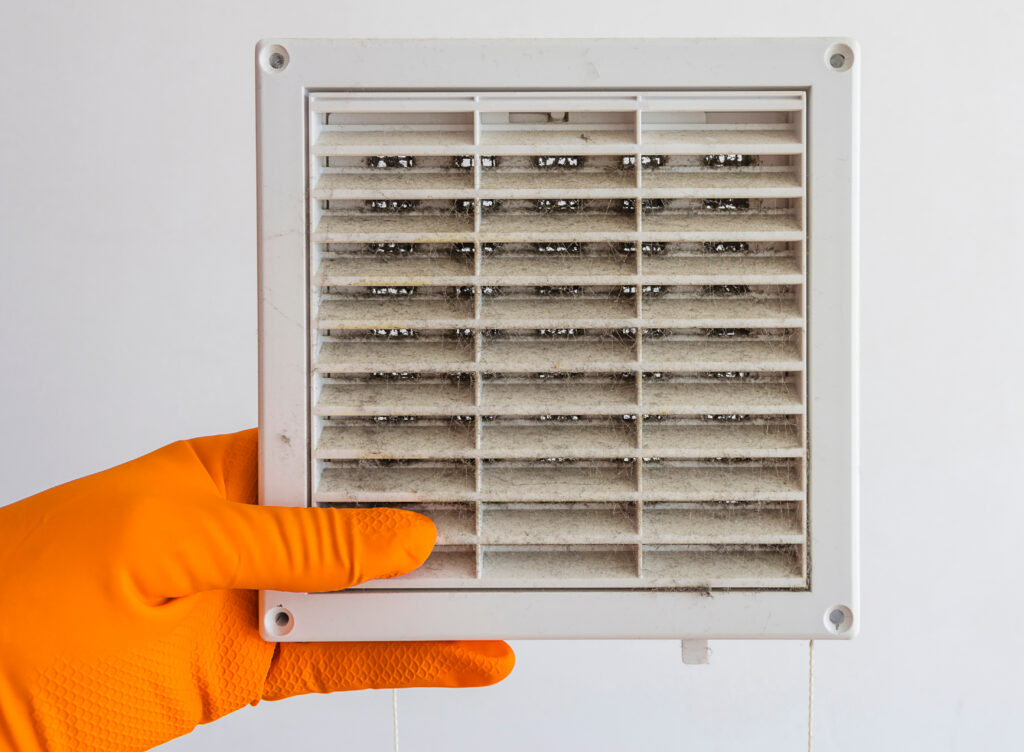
xmin=308 ymin=92 xmax=808 ymax=590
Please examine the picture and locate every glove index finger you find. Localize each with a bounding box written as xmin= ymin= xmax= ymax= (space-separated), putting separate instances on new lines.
xmin=148 ymin=504 xmax=437 ymax=597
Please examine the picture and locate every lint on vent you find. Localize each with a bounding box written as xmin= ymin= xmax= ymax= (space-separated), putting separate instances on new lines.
xmin=257 ymin=38 xmax=858 ymax=643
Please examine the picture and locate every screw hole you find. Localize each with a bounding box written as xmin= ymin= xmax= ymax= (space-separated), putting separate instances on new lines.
xmin=260 ymin=44 xmax=290 ymax=73
xmin=825 ymin=43 xmax=855 ymax=72
xmin=265 ymin=607 xmax=294 ymax=637
xmin=824 ymin=604 xmax=854 ymax=634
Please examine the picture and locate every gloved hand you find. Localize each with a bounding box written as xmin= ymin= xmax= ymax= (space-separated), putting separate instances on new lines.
xmin=0 ymin=429 xmax=514 ymax=751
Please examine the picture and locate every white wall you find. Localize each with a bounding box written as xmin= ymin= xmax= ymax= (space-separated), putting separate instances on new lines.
xmin=2 ymin=2 xmax=1022 ymax=749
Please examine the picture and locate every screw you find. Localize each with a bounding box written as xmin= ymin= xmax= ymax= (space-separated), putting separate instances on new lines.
xmin=829 ymin=53 xmax=846 ymax=69
xmin=269 ymin=52 xmax=286 ymax=70
xmin=828 ymin=609 xmax=845 ymax=628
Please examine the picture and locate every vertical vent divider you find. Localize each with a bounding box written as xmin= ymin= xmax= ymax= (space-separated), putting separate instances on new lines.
xmin=633 ymin=97 xmax=644 ymax=577
xmin=472 ymin=100 xmax=484 ymax=578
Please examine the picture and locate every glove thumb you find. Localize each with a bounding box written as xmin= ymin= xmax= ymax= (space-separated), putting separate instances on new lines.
xmin=262 ymin=640 xmax=516 ymax=699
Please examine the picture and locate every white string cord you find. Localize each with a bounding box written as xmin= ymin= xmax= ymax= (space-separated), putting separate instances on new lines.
xmin=392 ymin=689 xmax=399 ymax=752
xmin=807 ymin=640 xmax=815 ymax=752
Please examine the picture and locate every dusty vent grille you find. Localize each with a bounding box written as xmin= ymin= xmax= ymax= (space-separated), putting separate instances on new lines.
xmin=308 ymin=92 xmax=807 ymax=590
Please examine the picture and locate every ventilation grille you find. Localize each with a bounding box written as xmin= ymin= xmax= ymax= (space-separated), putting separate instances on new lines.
xmin=308 ymin=92 xmax=807 ymax=590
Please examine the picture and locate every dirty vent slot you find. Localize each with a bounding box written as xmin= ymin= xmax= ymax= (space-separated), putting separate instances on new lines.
xmin=308 ymin=92 xmax=808 ymax=590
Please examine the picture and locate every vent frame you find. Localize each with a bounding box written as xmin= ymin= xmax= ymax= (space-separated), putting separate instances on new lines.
xmin=257 ymin=38 xmax=858 ymax=641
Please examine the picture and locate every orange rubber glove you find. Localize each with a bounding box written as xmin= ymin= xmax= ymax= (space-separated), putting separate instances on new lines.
xmin=0 ymin=429 xmax=514 ymax=751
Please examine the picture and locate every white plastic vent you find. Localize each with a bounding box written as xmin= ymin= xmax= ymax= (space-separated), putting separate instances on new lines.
xmin=309 ymin=92 xmax=807 ymax=590
xmin=257 ymin=38 xmax=858 ymax=641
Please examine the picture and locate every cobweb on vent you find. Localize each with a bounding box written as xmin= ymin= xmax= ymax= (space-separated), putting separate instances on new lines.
xmin=308 ymin=94 xmax=807 ymax=591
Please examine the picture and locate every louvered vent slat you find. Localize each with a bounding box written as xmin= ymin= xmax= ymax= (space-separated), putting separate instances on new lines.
xmin=315 ymin=171 xmax=473 ymax=198
xmin=308 ymin=92 xmax=808 ymax=590
xmin=483 ymin=380 xmax=638 ymax=415
xmin=479 ymin=338 xmax=636 ymax=372
xmin=642 ymin=170 xmax=803 ymax=196
xmin=317 ymin=255 xmax=475 ymax=285
xmin=643 ymin=379 xmax=804 ymax=414
xmin=317 ymin=422 xmax=475 ymax=460
xmin=642 ymin=422 xmax=803 ymax=458
xmin=641 ymin=337 xmax=804 ymax=371
xmin=639 ymin=128 xmax=803 ymax=153
xmin=314 ymin=214 xmax=474 ymax=242
xmin=318 ymin=463 xmax=477 ymax=501
xmin=482 ymin=254 xmax=635 ymax=283
xmin=313 ymin=129 xmax=474 ymax=155
xmin=641 ymin=255 xmax=803 ymax=282
xmin=316 ymin=380 xmax=475 ymax=416
xmin=642 ymin=462 xmax=804 ymax=501
xmin=481 ymin=213 xmax=637 ymax=237
xmin=640 ymin=213 xmax=803 ymax=239
xmin=481 ymin=171 xmax=637 ymax=192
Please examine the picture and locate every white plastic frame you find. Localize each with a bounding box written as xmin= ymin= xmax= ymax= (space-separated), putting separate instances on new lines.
xmin=257 ymin=38 xmax=859 ymax=641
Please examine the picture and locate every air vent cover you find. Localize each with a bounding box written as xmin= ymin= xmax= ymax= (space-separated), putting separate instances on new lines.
xmin=257 ymin=38 xmax=858 ymax=641
xmin=311 ymin=91 xmax=807 ymax=591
